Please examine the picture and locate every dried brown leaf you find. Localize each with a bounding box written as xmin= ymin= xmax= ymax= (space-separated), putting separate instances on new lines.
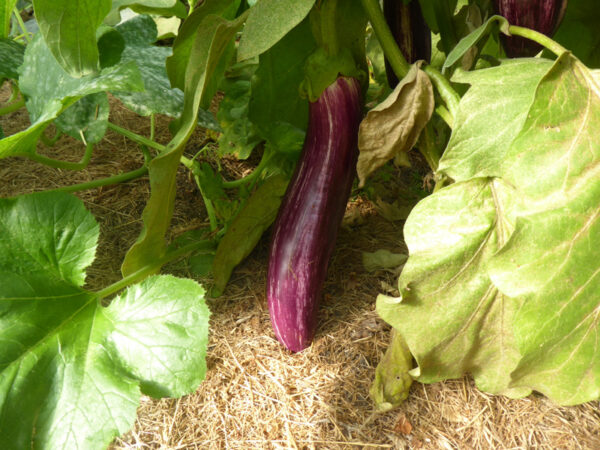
xmin=357 ymin=63 xmax=434 ymax=187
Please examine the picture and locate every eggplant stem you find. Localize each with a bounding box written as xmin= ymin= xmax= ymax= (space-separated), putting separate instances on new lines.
xmin=507 ymin=25 xmax=568 ymax=57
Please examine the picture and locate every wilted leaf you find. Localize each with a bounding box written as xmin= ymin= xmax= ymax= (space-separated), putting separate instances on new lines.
xmin=357 ymin=63 xmax=434 ymax=187
xmin=362 ymin=249 xmax=407 ymax=273
xmin=370 ymin=329 xmax=413 ymax=411
xmin=211 ymin=174 xmax=288 ymax=296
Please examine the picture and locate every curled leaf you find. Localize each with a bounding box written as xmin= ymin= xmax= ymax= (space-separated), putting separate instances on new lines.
xmin=211 ymin=175 xmax=288 ymax=297
xmin=357 ymin=63 xmax=434 ymax=187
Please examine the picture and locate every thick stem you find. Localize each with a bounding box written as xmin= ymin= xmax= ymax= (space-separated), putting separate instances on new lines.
xmin=40 ymin=129 xmax=63 ymax=147
xmin=46 ymin=165 xmax=148 ymax=193
xmin=107 ymin=122 xmax=167 ymax=153
xmin=435 ymin=104 xmax=453 ymax=128
xmin=0 ymin=97 xmax=25 ymax=115
xmin=360 ymin=0 xmax=410 ymax=80
xmin=13 ymin=7 xmax=31 ymax=43
xmin=29 ymin=142 xmax=95 ymax=170
xmin=424 ymin=65 xmax=460 ymax=120
xmin=508 ymin=25 xmax=567 ymax=56
xmin=417 ymin=122 xmax=440 ymax=172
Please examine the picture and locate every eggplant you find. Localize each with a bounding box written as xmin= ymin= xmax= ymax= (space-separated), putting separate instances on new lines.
xmin=267 ymin=77 xmax=362 ymax=352
xmin=494 ymin=0 xmax=568 ymax=57
xmin=384 ymin=0 xmax=431 ymax=88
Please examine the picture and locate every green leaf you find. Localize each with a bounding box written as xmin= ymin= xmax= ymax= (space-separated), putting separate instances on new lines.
xmin=121 ymin=11 xmax=248 ymax=277
xmin=111 ymin=14 xmax=184 ymax=117
xmin=484 ymin=53 xmax=600 ymax=405
xmin=211 ymin=174 xmax=288 ymax=296
xmin=380 ymin=53 xmax=600 ymax=405
xmin=377 ymin=177 xmax=529 ymax=397
xmin=0 ymin=34 xmax=142 ymax=159
xmin=443 ymin=15 xmax=508 ymax=72
xmin=54 ymin=92 xmax=109 ymax=144
xmin=217 ymin=65 xmax=261 ymax=159
xmin=1 ymin=0 xmax=18 ymax=38
xmin=438 ymin=58 xmax=554 ymax=181
xmin=0 ymin=192 xmax=210 ymax=448
xmin=97 ymin=25 xmax=125 ymax=68
xmin=0 ymin=38 xmax=24 ymax=80
xmin=248 ymin=17 xmax=315 ymax=150
xmin=166 ymin=0 xmax=241 ymax=91
xmin=237 ymin=0 xmax=315 ymax=62
xmin=32 ymin=0 xmax=112 ymax=77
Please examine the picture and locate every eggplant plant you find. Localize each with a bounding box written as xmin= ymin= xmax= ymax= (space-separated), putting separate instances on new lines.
xmin=1 ymin=0 xmax=600 ymax=447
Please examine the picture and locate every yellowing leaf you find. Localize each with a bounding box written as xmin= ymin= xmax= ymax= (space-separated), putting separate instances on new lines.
xmin=357 ymin=63 xmax=434 ymax=187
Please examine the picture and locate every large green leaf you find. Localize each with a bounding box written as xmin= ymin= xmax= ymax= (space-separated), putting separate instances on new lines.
xmin=438 ymin=58 xmax=554 ymax=181
xmin=32 ymin=0 xmax=111 ymax=77
xmin=248 ymin=17 xmax=315 ymax=154
xmin=237 ymin=0 xmax=315 ymax=62
xmin=121 ymin=11 xmax=247 ymax=276
xmin=485 ymin=53 xmax=600 ymax=405
xmin=0 ymin=34 xmax=142 ymax=159
xmin=377 ymin=177 xmax=529 ymax=397
xmin=0 ymin=192 xmax=210 ymax=449
xmin=380 ymin=53 xmax=600 ymax=405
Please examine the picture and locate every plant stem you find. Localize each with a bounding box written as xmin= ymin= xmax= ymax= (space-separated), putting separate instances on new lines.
xmin=107 ymin=122 xmax=167 ymax=153
xmin=417 ymin=123 xmax=440 ymax=172
xmin=508 ymin=25 xmax=568 ymax=56
xmin=222 ymin=151 xmax=271 ymax=189
xmin=434 ymin=105 xmax=453 ymax=128
xmin=360 ymin=0 xmax=410 ymax=80
xmin=0 ymin=96 xmax=25 ymax=115
xmin=47 ymin=165 xmax=148 ymax=193
xmin=95 ymin=239 xmax=215 ymax=301
xmin=149 ymin=113 xmax=156 ymax=141
xmin=29 ymin=142 xmax=95 ymax=170
xmin=424 ymin=65 xmax=460 ymax=120
xmin=40 ymin=129 xmax=63 ymax=147
xmin=13 ymin=7 xmax=31 ymax=43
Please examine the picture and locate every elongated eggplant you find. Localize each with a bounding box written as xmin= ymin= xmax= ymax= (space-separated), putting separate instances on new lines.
xmin=384 ymin=0 xmax=431 ymax=88
xmin=494 ymin=0 xmax=568 ymax=57
xmin=267 ymin=77 xmax=362 ymax=352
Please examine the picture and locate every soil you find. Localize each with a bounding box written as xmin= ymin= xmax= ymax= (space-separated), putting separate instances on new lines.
xmin=1 ymin=85 xmax=599 ymax=449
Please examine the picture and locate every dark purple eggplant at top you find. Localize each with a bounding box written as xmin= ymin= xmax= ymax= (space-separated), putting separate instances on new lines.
xmin=384 ymin=0 xmax=431 ymax=88
xmin=494 ymin=0 xmax=568 ymax=57
xmin=267 ymin=77 xmax=362 ymax=352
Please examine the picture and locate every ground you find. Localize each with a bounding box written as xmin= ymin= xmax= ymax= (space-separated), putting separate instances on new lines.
xmin=1 ymin=86 xmax=598 ymax=449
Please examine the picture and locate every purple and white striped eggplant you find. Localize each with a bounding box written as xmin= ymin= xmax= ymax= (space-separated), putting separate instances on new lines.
xmin=494 ymin=0 xmax=568 ymax=57
xmin=267 ymin=77 xmax=363 ymax=352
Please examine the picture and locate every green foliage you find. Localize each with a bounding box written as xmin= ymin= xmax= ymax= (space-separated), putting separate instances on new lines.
xmin=237 ymin=0 xmax=315 ymax=62
xmin=0 ymin=34 xmax=143 ymax=159
xmin=33 ymin=0 xmax=112 ymax=76
xmin=379 ymin=53 xmax=600 ymax=405
xmin=1 ymin=0 xmax=18 ymax=38
xmin=211 ymin=174 xmax=289 ymax=297
xmin=553 ymin=0 xmax=600 ymax=68
xmin=0 ymin=192 xmax=210 ymax=449
xmin=54 ymin=92 xmax=109 ymax=144
xmin=0 ymin=38 xmax=24 ymax=80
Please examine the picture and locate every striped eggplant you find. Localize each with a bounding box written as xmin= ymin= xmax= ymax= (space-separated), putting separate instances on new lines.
xmin=267 ymin=76 xmax=362 ymax=352
xmin=384 ymin=0 xmax=431 ymax=87
xmin=494 ymin=0 xmax=568 ymax=57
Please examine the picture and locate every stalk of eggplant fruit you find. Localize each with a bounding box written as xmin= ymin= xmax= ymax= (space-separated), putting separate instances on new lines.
xmin=267 ymin=76 xmax=362 ymax=352
xmin=494 ymin=0 xmax=568 ymax=57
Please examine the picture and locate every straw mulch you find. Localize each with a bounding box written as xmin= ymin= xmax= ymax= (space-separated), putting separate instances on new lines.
xmin=1 ymin=86 xmax=598 ymax=449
